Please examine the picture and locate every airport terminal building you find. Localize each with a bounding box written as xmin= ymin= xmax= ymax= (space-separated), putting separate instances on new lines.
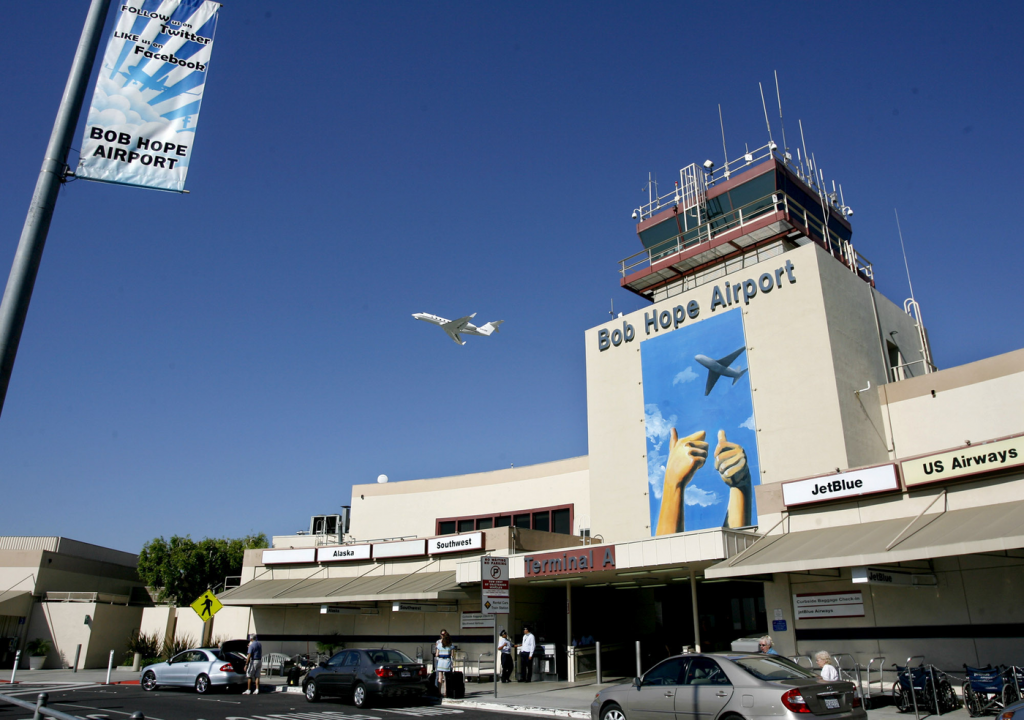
xmin=215 ymin=143 xmax=1024 ymax=676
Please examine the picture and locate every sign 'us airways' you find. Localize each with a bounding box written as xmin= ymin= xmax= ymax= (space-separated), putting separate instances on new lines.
xmin=76 ymin=1 xmax=222 ymax=192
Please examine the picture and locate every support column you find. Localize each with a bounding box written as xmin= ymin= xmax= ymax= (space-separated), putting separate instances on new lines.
xmin=690 ymin=570 xmax=701 ymax=653
xmin=566 ymin=583 xmax=573 ymax=648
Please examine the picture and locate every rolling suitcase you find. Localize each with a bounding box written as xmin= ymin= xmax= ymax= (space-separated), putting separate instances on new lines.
xmin=444 ymin=671 xmax=465 ymax=699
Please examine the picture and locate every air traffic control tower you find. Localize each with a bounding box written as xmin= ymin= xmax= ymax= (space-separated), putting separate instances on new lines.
xmin=620 ymin=142 xmax=870 ymax=305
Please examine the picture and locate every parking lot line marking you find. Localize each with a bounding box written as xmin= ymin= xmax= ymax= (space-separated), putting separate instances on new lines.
xmin=53 ymin=701 xmax=166 ymax=720
xmin=197 ymin=697 xmax=242 ymax=704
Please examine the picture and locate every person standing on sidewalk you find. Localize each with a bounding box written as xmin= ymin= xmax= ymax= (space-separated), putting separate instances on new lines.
xmin=433 ymin=629 xmax=454 ymax=696
xmin=497 ymin=630 xmax=514 ymax=683
xmin=243 ymin=633 xmax=263 ymax=695
xmin=516 ymin=626 xmax=536 ymax=683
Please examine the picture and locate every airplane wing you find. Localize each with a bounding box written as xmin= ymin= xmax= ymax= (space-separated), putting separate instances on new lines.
xmin=444 ymin=329 xmax=466 ymax=345
xmin=716 ymin=346 xmax=746 ymax=369
xmin=704 ymin=369 xmax=722 ymax=396
xmin=442 ymin=315 xmax=475 ymax=333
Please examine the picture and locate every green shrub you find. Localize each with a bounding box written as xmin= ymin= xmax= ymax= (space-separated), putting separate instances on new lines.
xmin=161 ymin=633 xmax=196 ymax=659
xmin=122 ymin=630 xmax=160 ymax=664
xmin=26 ymin=638 xmax=51 ymax=656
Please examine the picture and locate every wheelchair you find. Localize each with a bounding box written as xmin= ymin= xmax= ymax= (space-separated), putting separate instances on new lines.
xmin=893 ymin=663 xmax=959 ymax=715
xmin=962 ymin=665 xmax=1022 ymax=716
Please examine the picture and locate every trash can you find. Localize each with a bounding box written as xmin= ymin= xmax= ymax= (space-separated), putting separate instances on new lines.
xmin=541 ymin=644 xmax=557 ymax=681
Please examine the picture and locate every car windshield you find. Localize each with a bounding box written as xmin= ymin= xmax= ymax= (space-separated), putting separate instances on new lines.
xmin=733 ymin=656 xmax=816 ymax=681
xmin=367 ymin=650 xmax=415 ymax=665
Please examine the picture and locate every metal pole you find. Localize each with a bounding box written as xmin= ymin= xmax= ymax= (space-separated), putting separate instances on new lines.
xmin=690 ymin=571 xmax=701 ymax=653
xmin=595 ymin=641 xmax=602 ymax=685
xmin=105 ymin=649 xmax=114 ymax=684
xmin=32 ymin=693 xmax=48 ymax=720
xmin=73 ymin=644 xmax=81 ymax=673
xmin=636 ymin=640 xmax=641 ymax=678
xmin=493 ymin=622 xmax=497 ymax=698
xmin=0 ymin=0 xmax=111 ymax=417
xmin=10 ymin=651 xmax=21 ymax=683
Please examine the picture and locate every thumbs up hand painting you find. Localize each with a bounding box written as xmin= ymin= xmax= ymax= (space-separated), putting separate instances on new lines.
xmin=714 ymin=430 xmax=751 ymax=488
xmin=714 ymin=429 xmax=753 ymax=528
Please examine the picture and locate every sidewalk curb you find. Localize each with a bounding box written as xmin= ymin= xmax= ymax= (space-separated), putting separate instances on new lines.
xmin=442 ymin=699 xmax=590 ymax=718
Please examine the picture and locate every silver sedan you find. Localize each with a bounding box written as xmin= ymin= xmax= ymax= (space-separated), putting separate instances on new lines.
xmin=591 ymin=653 xmax=866 ymax=720
xmin=141 ymin=648 xmax=247 ymax=694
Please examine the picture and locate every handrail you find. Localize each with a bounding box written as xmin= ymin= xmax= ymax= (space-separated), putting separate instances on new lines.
xmin=0 ymin=692 xmax=145 ymax=720
xmin=621 ymin=189 xmax=871 ymax=286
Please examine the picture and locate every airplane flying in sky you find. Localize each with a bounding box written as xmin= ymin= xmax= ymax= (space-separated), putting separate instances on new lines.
xmin=412 ymin=312 xmax=504 ymax=345
xmin=695 ymin=347 xmax=748 ymax=396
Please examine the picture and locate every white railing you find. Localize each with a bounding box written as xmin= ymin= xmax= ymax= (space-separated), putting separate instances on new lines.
xmin=621 ymin=189 xmax=872 ymax=285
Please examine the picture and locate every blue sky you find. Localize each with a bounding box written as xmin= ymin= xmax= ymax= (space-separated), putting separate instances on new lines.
xmin=1 ymin=2 xmax=1021 ymax=553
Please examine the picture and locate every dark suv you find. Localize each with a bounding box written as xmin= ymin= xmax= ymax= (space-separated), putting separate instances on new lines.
xmin=304 ymin=648 xmax=428 ymax=707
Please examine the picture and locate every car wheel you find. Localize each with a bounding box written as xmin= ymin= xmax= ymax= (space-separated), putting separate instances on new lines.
xmin=304 ymin=679 xmax=320 ymax=702
xmin=195 ymin=674 xmax=211 ymax=694
xmin=142 ymin=671 xmax=158 ymax=691
xmin=353 ymin=682 xmax=369 ymax=709
xmin=601 ymin=703 xmax=626 ymax=720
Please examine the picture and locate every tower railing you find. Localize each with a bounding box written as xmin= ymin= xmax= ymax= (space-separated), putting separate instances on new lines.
xmin=620 ymin=189 xmax=873 ymax=286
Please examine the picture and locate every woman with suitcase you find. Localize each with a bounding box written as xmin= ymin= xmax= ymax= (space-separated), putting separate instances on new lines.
xmin=433 ymin=629 xmax=454 ymax=696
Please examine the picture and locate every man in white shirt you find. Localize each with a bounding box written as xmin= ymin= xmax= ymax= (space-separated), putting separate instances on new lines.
xmin=516 ymin=626 xmax=536 ymax=683
xmin=497 ymin=630 xmax=514 ymax=682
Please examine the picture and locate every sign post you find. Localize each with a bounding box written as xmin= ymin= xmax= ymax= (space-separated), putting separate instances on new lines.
xmin=481 ymin=556 xmax=509 ymax=698
xmin=191 ymin=589 xmax=223 ymax=646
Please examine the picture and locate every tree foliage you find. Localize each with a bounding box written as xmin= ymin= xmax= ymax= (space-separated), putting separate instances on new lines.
xmin=137 ymin=534 xmax=268 ymax=605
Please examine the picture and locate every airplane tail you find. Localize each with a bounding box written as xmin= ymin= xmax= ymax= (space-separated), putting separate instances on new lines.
xmin=479 ymin=320 xmax=504 ymax=335
xmin=731 ymin=368 xmax=749 ymax=385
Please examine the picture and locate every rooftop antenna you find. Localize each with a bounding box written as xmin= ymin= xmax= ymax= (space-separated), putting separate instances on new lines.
xmin=799 ymin=120 xmax=811 ymax=188
xmin=759 ymin=81 xmax=775 ymax=149
xmin=894 ymin=209 xmax=917 ymax=307
xmin=774 ymin=71 xmax=790 ymax=162
xmin=718 ymin=104 xmax=730 ymax=179
xmin=609 ymin=299 xmax=615 ymax=318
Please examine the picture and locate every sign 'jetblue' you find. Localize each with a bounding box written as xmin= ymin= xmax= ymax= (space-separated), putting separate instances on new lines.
xmin=76 ymin=2 xmax=221 ymax=192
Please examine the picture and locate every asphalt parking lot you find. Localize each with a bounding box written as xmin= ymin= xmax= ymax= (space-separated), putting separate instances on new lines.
xmin=0 ymin=685 xmax=524 ymax=720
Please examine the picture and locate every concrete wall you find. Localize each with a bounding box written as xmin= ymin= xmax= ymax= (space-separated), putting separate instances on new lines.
xmin=348 ymin=456 xmax=589 ymax=541
xmin=25 ymin=601 xmax=142 ymax=669
xmin=881 ymin=348 xmax=1024 ymax=459
xmin=763 ymin=552 xmax=1024 ymax=671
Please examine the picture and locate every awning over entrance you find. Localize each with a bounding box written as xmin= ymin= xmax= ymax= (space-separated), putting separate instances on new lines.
xmin=706 ymin=499 xmax=1024 ymax=579
xmin=219 ymin=571 xmax=466 ymax=606
xmin=0 ymin=590 xmax=33 ymax=617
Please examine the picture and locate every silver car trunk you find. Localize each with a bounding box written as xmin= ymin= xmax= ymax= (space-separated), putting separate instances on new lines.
xmin=778 ymin=678 xmax=857 ymax=714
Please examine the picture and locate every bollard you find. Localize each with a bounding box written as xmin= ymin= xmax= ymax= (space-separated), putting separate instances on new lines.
xmin=130 ymin=711 xmax=145 ymax=720
xmin=105 ymin=649 xmax=114 ymax=685
xmin=73 ymin=644 xmax=82 ymax=673
xmin=10 ymin=650 xmax=20 ymax=683
xmin=33 ymin=693 xmax=48 ymax=720
xmin=132 ymin=652 xmax=141 ymax=672
xmin=636 ymin=640 xmax=642 ymax=678
xmin=595 ymin=641 xmax=602 ymax=685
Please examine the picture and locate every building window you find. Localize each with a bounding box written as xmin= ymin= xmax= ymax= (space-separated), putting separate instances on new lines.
xmin=552 ymin=508 xmax=571 ymax=535
xmin=532 ymin=511 xmax=550 ymax=532
xmin=435 ymin=504 xmax=574 ymax=536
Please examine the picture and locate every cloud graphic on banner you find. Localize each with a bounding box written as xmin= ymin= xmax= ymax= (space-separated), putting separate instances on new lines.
xmin=685 ymin=485 xmax=718 ymax=507
xmin=673 ymin=367 xmax=698 ymax=385
xmin=740 ymin=415 xmax=755 ymax=431
xmin=645 ymin=404 xmax=677 ymax=500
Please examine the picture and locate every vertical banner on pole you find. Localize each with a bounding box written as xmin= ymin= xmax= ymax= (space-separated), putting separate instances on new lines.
xmin=76 ymin=0 xmax=222 ymax=192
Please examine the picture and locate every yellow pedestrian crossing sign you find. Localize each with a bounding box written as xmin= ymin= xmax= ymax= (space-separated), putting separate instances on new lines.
xmin=191 ymin=590 xmax=223 ymax=621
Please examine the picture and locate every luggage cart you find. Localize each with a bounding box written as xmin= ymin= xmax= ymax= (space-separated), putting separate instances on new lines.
xmin=863 ymin=656 xmax=888 ymax=709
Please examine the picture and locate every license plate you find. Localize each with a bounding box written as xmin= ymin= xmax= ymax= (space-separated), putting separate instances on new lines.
xmin=401 ymin=671 xmax=411 ymax=677
xmin=824 ymin=698 xmax=840 ymax=709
